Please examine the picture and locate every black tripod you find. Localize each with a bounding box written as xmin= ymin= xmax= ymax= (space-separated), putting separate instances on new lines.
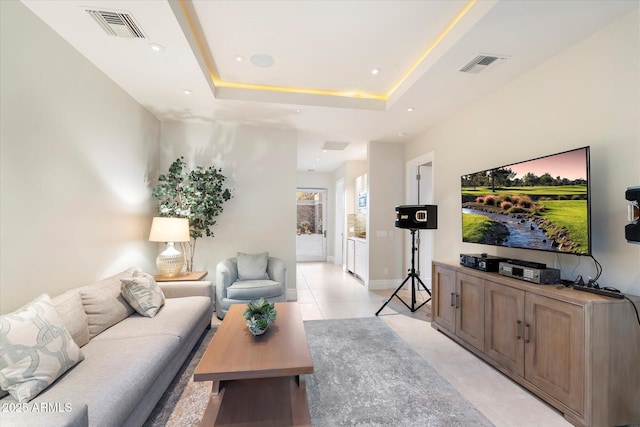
xmin=375 ymin=228 xmax=431 ymax=315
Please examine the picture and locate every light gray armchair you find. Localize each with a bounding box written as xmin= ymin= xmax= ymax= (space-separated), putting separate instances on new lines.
xmin=215 ymin=253 xmax=286 ymax=319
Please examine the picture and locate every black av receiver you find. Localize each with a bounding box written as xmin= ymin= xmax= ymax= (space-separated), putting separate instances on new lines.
xmin=460 ymin=254 xmax=508 ymax=272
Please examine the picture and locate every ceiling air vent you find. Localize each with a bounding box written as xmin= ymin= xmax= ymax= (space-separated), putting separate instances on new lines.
xmin=86 ymin=9 xmax=146 ymax=38
xmin=459 ymin=54 xmax=508 ymax=74
xmin=322 ymin=141 xmax=350 ymax=151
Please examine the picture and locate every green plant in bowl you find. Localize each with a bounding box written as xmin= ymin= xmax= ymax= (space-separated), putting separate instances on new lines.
xmin=243 ymin=298 xmax=277 ymax=336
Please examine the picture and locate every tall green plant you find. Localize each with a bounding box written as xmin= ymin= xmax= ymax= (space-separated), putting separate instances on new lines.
xmin=152 ymin=157 xmax=232 ymax=271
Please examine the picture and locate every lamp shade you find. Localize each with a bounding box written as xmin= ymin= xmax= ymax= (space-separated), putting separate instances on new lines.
xmin=149 ymin=217 xmax=190 ymax=242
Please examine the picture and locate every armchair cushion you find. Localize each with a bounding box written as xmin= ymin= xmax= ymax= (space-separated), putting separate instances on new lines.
xmin=226 ymin=280 xmax=283 ymax=300
xmin=236 ymin=252 xmax=269 ymax=280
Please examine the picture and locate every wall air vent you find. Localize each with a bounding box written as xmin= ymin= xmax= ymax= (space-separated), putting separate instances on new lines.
xmin=86 ymin=9 xmax=146 ymax=38
xmin=322 ymin=141 xmax=350 ymax=151
xmin=459 ymin=54 xmax=508 ymax=74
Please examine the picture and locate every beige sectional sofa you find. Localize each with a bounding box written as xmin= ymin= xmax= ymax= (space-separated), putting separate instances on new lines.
xmin=0 ymin=268 xmax=214 ymax=427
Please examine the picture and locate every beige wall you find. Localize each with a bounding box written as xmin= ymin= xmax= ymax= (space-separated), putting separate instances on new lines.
xmin=367 ymin=142 xmax=405 ymax=288
xmin=0 ymin=1 xmax=160 ymax=313
xmin=158 ymin=121 xmax=298 ymax=297
xmin=406 ymin=9 xmax=640 ymax=294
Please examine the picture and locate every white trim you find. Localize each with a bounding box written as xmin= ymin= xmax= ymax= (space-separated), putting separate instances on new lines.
xmin=406 ymin=151 xmax=436 ymax=287
xmin=367 ymin=279 xmax=401 ymax=290
xmin=286 ymin=287 xmax=298 ymax=301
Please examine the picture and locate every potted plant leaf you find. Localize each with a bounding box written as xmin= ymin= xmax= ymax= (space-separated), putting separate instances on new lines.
xmin=152 ymin=156 xmax=232 ymax=271
xmin=243 ymin=298 xmax=277 ymax=336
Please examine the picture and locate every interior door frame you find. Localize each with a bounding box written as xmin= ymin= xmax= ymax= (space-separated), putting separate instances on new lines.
xmin=406 ymin=151 xmax=435 ymax=288
xmin=296 ymin=188 xmax=327 ymax=262
xmin=335 ymin=178 xmax=345 ymax=267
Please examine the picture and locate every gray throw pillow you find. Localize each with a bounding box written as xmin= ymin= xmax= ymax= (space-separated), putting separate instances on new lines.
xmin=0 ymin=294 xmax=84 ymax=403
xmin=120 ymin=271 xmax=165 ymax=318
xmin=236 ymin=252 xmax=269 ymax=280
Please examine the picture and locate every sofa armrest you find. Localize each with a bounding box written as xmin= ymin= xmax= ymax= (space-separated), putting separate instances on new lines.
xmin=267 ymin=257 xmax=286 ymax=290
xmin=159 ymin=281 xmax=214 ymax=301
xmin=216 ymin=259 xmax=238 ymax=301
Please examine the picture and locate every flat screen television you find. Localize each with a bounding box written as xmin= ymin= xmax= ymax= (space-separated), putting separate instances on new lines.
xmin=461 ymin=146 xmax=591 ymax=255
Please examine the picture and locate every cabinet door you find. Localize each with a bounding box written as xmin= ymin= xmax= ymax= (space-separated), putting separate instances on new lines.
xmin=456 ymin=273 xmax=485 ymax=351
xmin=354 ymin=241 xmax=367 ymax=280
xmin=347 ymin=240 xmax=355 ymax=273
xmin=432 ymin=265 xmax=456 ymax=332
xmin=485 ymin=281 xmax=525 ymax=376
xmin=525 ymin=294 xmax=584 ymax=414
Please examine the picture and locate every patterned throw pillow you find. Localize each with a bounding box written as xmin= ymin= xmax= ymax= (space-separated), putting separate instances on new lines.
xmin=0 ymin=294 xmax=84 ymax=403
xmin=120 ymin=271 xmax=165 ymax=318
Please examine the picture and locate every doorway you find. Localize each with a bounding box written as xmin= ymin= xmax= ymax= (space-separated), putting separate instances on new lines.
xmin=296 ymin=188 xmax=327 ymax=262
xmin=406 ymin=152 xmax=435 ymax=288
xmin=335 ymin=179 xmax=345 ymax=267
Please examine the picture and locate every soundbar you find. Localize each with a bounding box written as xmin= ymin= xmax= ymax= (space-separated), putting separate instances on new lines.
xmin=573 ymin=284 xmax=625 ymax=299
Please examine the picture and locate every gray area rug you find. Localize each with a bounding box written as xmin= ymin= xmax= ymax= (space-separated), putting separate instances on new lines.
xmin=145 ymin=318 xmax=493 ymax=426
xmin=305 ymin=318 xmax=493 ymax=426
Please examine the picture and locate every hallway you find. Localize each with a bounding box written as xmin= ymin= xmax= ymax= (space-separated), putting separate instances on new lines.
xmin=296 ymin=261 xmax=570 ymax=427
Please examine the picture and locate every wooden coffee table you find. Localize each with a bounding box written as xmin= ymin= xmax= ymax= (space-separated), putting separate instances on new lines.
xmin=194 ymin=302 xmax=314 ymax=426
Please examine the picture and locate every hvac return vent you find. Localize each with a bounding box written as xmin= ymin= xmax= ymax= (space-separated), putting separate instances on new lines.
xmin=459 ymin=54 xmax=508 ymax=74
xmin=86 ymin=9 xmax=146 ymax=38
xmin=322 ymin=141 xmax=350 ymax=151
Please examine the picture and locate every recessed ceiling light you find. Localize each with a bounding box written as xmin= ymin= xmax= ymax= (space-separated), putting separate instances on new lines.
xmin=250 ymin=54 xmax=275 ymax=68
xmin=398 ymin=132 xmax=407 ymax=137
xmin=294 ymin=108 xmax=301 ymax=113
xmin=407 ymin=107 xmax=415 ymax=112
xmin=149 ymin=43 xmax=165 ymax=53
xmin=371 ymin=68 xmax=381 ymax=75
xmin=182 ymin=89 xmax=193 ymax=95
xmin=235 ymin=55 xmax=245 ymax=62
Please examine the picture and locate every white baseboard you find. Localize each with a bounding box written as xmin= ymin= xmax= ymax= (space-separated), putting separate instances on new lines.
xmin=367 ymin=278 xmax=433 ymax=291
xmin=367 ymin=279 xmax=401 ymax=290
xmin=286 ymin=288 xmax=298 ymax=301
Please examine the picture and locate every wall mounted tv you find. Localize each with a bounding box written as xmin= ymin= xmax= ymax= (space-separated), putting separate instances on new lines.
xmin=461 ymin=146 xmax=591 ymax=255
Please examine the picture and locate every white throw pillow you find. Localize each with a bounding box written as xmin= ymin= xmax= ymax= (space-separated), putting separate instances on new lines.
xmin=0 ymin=294 xmax=84 ymax=403
xmin=120 ymin=271 xmax=165 ymax=318
xmin=237 ymin=252 xmax=269 ymax=280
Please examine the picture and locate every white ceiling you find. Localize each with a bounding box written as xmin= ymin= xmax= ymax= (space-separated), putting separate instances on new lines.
xmin=21 ymin=0 xmax=639 ymax=172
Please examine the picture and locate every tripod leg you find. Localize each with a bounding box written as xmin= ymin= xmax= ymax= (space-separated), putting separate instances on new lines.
xmin=375 ymin=275 xmax=411 ymax=316
xmin=416 ymin=276 xmax=431 ymax=297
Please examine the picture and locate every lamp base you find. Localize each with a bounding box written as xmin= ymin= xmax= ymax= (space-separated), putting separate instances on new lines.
xmin=156 ymin=242 xmax=184 ymax=278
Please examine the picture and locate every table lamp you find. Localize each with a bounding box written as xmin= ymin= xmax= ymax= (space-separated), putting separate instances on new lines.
xmin=149 ymin=217 xmax=191 ymax=278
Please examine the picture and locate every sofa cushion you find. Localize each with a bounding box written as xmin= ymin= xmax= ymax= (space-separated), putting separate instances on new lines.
xmin=78 ymin=268 xmax=137 ymax=339
xmin=227 ymin=280 xmax=282 ymax=300
xmin=51 ymin=289 xmax=90 ymax=348
xmin=0 ymin=401 xmax=88 ymax=427
xmin=236 ymin=252 xmax=269 ymax=280
xmin=120 ymin=271 xmax=165 ymax=318
xmin=9 ymin=334 xmax=181 ymax=427
xmin=91 ymin=296 xmax=210 ymax=343
xmin=0 ymin=294 xmax=84 ymax=403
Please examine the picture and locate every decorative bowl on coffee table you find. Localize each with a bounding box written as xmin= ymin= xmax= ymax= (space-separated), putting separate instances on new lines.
xmin=243 ymin=298 xmax=278 ymax=336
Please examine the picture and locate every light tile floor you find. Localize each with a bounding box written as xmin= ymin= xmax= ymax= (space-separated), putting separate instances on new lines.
xmin=296 ymin=261 xmax=571 ymax=427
